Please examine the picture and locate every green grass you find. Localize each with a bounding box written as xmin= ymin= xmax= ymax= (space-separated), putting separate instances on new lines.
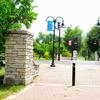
xmin=77 ymin=56 xmax=85 ymax=60
xmin=0 ymin=84 xmax=24 ymax=99
xmin=0 ymin=67 xmax=24 ymax=99
xmin=0 ymin=67 xmax=5 ymax=76
xmin=33 ymin=57 xmax=51 ymax=60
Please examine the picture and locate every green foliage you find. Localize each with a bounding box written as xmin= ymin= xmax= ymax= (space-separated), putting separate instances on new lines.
xmin=0 ymin=0 xmax=38 ymax=54
xmin=85 ymin=25 xmax=100 ymax=60
xmin=63 ymin=26 xmax=83 ymax=52
xmin=0 ymin=67 xmax=24 ymax=99
xmin=0 ymin=84 xmax=24 ymax=99
xmin=0 ymin=0 xmax=37 ymax=31
xmin=62 ymin=51 xmax=71 ymax=57
xmin=87 ymin=38 xmax=99 ymax=52
xmin=80 ymin=35 xmax=88 ymax=58
xmin=86 ymin=25 xmax=100 ymax=52
xmin=34 ymin=27 xmax=83 ymax=59
xmin=44 ymin=51 xmax=50 ymax=59
xmin=33 ymin=32 xmax=60 ymax=59
xmin=0 ymin=67 xmax=5 ymax=76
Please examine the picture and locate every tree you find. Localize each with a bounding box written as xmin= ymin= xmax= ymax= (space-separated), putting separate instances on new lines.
xmin=87 ymin=38 xmax=99 ymax=52
xmin=33 ymin=32 xmax=61 ymax=59
xmin=80 ymin=35 xmax=89 ymax=60
xmin=0 ymin=0 xmax=38 ymax=53
xmin=0 ymin=0 xmax=37 ymax=31
xmin=63 ymin=26 xmax=83 ymax=52
xmin=86 ymin=25 xmax=100 ymax=60
xmin=86 ymin=25 xmax=100 ymax=52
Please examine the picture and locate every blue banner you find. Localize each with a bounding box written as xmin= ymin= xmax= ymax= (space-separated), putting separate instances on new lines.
xmin=47 ymin=21 xmax=53 ymax=31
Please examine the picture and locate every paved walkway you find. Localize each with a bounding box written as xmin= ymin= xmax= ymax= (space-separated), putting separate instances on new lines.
xmin=6 ymin=62 xmax=100 ymax=100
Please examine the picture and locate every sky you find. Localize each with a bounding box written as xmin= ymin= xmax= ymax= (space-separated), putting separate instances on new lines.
xmin=24 ymin=0 xmax=100 ymax=37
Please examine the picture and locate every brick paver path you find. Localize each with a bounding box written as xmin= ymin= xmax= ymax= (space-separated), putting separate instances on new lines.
xmin=6 ymin=62 xmax=100 ymax=100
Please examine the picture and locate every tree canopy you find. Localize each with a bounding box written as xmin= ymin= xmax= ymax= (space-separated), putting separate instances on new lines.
xmin=33 ymin=32 xmax=60 ymax=59
xmin=0 ymin=0 xmax=37 ymax=54
xmin=86 ymin=25 xmax=100 ymax=52
xmin=63 ymin=26 xmax=83 ymax=52
xmin=0 ymin=0 xmax=37 ymax=32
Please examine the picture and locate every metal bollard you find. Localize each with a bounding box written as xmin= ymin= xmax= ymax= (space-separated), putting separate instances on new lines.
xmin=72 ymin=63 xmax=76 ymax=86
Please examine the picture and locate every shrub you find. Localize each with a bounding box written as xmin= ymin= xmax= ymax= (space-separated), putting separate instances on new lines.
xmin=44 ymin=51 xmax=50 ymax=59
xmin=62 ymin=51 xmax=71 ymax=57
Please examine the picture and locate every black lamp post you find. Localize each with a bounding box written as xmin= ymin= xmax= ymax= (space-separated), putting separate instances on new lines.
xmin=56 ymin=17 xmax=65 ymax=61
xmin=46 ymin=16 xmax=56 ymax=67
xmin=46 ymin=16 xmax=65 ymax=67
xmin=97 ymin=17 xmax=100 ymax=26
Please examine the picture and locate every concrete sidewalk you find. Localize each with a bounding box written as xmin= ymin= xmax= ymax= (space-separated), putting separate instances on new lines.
xmin=6 ymin=63 xmax=100 ymax=100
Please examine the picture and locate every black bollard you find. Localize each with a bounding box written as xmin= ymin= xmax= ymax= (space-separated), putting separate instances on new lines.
xmin=72 ymin=63 xmax=76 ymax=86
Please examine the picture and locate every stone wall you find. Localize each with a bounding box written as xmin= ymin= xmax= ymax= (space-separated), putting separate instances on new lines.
xmin=3 ymin=30 xmax=34 ymax=85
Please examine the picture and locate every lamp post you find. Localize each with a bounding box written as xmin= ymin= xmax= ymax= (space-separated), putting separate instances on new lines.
xmin=46 ymin=16 xmax=56 ymax=67
xmin=46 ymin=16 xmax=65 ymax=67
xmin=97 ymin=17 xmax=100 ymax=26
xmin=56 ymin=17 xmax=65 ymax=61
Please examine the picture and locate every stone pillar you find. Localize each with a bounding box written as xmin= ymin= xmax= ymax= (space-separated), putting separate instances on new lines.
xmin=4 ymin=30 xmax=34 ymax=85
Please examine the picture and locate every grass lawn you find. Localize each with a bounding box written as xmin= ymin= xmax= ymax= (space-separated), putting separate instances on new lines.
xmin=0 ymin=67 xmax=5 ymax=76
xmin=0 ymin=67 xmax=24 ymax=99
xmin=0 ymin=84 xmax=24 ymax=99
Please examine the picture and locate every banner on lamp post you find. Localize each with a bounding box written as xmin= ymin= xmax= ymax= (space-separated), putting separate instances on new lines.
xmin=47 ymin=21 xmax=53 ymax=31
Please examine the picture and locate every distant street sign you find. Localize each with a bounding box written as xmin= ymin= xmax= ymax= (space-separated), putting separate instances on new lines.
xmin=47 ymin=21 xmax=53 ymax=31
xmin=73 ymin=50 xmax=77 ymax=60
xmin=68 ymin=40 xmax=72 ymax=46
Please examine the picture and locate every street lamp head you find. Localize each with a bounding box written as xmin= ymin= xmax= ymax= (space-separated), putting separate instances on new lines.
xmin=97 ymin=17 xmax=100 ymax=27
xmin=57 ymin=22 xmax=61 ymax=28
xmin=57 ymin=21 xmax=65 ymax=29
xmin=97 ymin=21 xmax=100 ymax=26
xmin=56 ymin=16 xmax=64 ymax=26
xmin=62 ymin=22 xmax=64 ymax=27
